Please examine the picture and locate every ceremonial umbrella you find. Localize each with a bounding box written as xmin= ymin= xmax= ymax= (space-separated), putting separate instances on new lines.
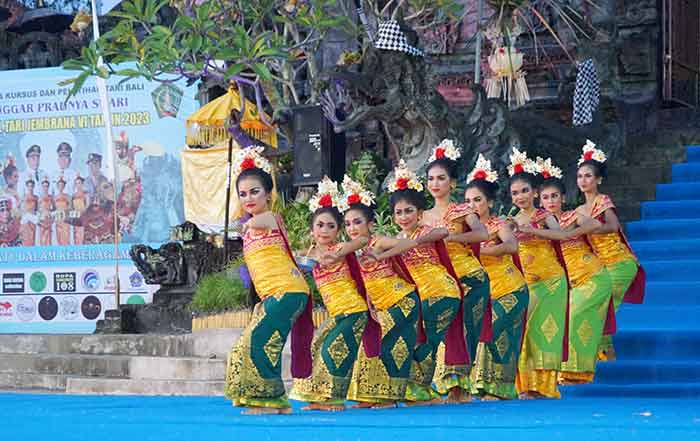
xmin=185 ymin=85 xmax=278 ymax=262
xmin=185 ymin=85 xmax=278 ymax=148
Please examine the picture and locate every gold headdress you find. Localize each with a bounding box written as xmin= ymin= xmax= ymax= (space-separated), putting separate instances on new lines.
xmin=578 ymin=140 xmax=607 ymax=165
xmin=507 ymin=147 xmax=537 ymax=177
xmin=387 ymin=160 xmax=423 ymax=193
xmin=429 ymin=139 xmax=461 ymax=162
xmin=467 ymin=154 xmax=499 ymax=183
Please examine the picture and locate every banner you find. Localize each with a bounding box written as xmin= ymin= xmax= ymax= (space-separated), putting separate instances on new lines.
xmin=0 ymin=66 xmax=198 ymax=333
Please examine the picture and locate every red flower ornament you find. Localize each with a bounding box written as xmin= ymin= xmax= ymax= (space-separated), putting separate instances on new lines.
xmin=474 ymin=170 xmax=487 ymax=181
xmin=396 ymin=177 xmax=409 ymax=190
xmin=241 ymin=157 xmax=256 ymax=170
xmin=318 ymin=194 xmax=333 ymax=207
xmin=347 ymin=193 xmax=361 ymax=205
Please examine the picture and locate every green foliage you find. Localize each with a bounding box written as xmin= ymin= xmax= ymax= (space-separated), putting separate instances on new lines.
xmin=61 ymin=0 xmax=356 ymax=104
xmin=276 ymin=197 xmax=312 ymax=253
xmin=346 ymin=150 xmax=388 ymax=196
xmin=190 ymin=270 xmax=249 ymax=314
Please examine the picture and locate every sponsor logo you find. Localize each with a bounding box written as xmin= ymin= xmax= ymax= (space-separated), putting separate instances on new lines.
xmin=54 ymin=272 xmax=77 ymax=293
xmin=2 ymin=273 xmax=25 ymax=294
xmin=38 ymin=296 xmax=58 ymax=321
xmin=82 ymin=270 xmax=100 ymax=291
xmin=29 ymin=272 xmax=47 ymax=293
xmin=16 ymin=297 xmax=36 ymax=322
xmin=81 ymin=295 xmax=102 ymax=320
xmin=60 ymin=296 xmax=79 ymax=320
xmin=104 ymin=274 xmax=117 ymax=291
xmin=126 ymin=295 xmax=145 ymax=305
xmin=129 ymin=272 xmax=144 ymax=288
xmin=0 ymin=300 xmax=13 ymax=318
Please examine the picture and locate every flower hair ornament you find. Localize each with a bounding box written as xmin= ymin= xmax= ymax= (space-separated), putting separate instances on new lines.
xmin=507 ymin=147 xmax=537 ymax=176
xmin=388 ymin=160 xmax=423 ymax=193
xmin=339 ymin=175 xmax=375 ymax=212
xmin=578 ymin=140 xmax=607 ymax=165
xmin=308 ymin=176 xmax=342 ymax=212
xmin=232 ymin=146 xmax=273 ymax=176
xmin=535 ymin=156 xmax=563 ymax=180
xmin=429 ymin=139 xmax=461 ymax=163
xmin=467 ymin=154 xmax=499 ymax=183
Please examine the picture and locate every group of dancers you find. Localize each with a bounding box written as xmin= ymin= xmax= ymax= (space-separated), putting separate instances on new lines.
xmin=223 ymin=139 xmax=645 ymax=415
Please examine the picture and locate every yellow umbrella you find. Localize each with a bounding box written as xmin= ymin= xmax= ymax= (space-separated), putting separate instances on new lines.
xmin=185 ymin=86 xmax=278 ymax=148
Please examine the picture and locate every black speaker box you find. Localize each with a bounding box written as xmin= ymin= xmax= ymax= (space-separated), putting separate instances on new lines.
xmin=291 ymin=104 xmax=346 ymax=186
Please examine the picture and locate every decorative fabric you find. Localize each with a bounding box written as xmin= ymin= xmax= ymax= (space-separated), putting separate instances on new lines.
xmin=573 ymin=58 xmax=600 ymax=126
xmin=224 ymin=292 xmax=308 ymax=408
xmin=470 ymin=286 xmax=529 ymax=400
xmin=480 ymin=217 xmax=527 ymax=298
xmin=289 ymin=311 xmax=367 ymax=403
xmin=312 ymin=244 xmax=368 ymax=317
xmin=346 ymin=292 xmax=420 ymax=403
xmin=560 ymin=267 xmax=612 ymax=381
xmin=374 ymin=20 xmax=424 ymax=57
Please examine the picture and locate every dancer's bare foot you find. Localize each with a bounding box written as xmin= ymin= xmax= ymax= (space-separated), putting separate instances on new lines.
xmin=446 ymin=388 xmax=472 ymax=404
xmin=302 ymin=403 xmax=345 ymax=412
xmin=404 ymin=397 xmax=443 ymax=407
xmin=351 ymin=402 xmax=375 ymax=409
xmin=480 ymin=394 xmax=502 ymax=401
xmin=371 ymin=401 xmax=398 ymax=409
xmin=518 ymin=391 xmax=543 ymax=400
xmin=242 ymin=407 xmax=292 ymax=415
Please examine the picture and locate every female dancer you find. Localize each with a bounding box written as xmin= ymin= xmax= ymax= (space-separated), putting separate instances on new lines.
xmin=224 ymin=146 xmax=313 ymax=415
xmin=54 ymin=176 xmax=71 ymax=246
xmin=518 ymin=157 xmax=612 ymax=384
xmin=38 ymin=177 xmax=54 ymax=246
xmin=20 ymin=179 xmax=37 ymax=246
xmin=342 ymin=175 xmax=421 ymax=409
xmin=422 ymin=140 xmax=490 ymax=403
xmin=466 ymin=155 xmax=529 ymax=400
xmin=507 ymin=148 xmax=568 ymax=399
xmin=369 ymin=160 xmax=463 ymax=405
xmin=290 ymin=177 xmax=370 ymax=411
xmin=576 ymin=141 xmax=645 ymax=360
xmin=72 ymin=175 xmax=87 ymax=245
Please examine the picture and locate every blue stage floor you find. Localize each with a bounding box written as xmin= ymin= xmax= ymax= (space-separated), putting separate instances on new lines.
xmin=2 ymin=393 xmax=698 ymax=441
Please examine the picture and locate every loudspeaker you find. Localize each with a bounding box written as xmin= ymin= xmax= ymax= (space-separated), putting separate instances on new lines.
xmin=291 ymin=104 xmax=346 ymax=186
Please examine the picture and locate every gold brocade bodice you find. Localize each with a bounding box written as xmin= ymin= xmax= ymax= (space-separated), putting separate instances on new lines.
xmin=481 ymin=217 xmax=526 ymax=299
xmin=560 ymin=238 xmax=603 ymax=287
xmin=588 ymin=233 xmax=635 ymax=266
xmin=514 ymin=208 xmax=565 ymax=284
xmin=516 ymin=238 xmax=565 ymax=284
xmin=311 ymin=244 xmax=367 ymax=317
xmin=401 ymin=225 xmax=460 ymax=301
xmin=587 ymin=194 xmax=636 ymax=266
xmin=427 ymin=203 xmax=484 ymax=278
xmin=73 ymin=193 xmax=87 ymax=212
xmin=243 ymin=226 xmax=309 ymax=299
xmin=356 ymin=237 xmax=414 ymax=310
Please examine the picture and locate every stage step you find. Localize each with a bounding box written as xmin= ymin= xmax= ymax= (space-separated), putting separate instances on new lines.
xmin=592 ymin=360 xmax=700 ymax=384
xmin=672 ymin=162 xmax=700 ymax=182
xmin=614 ymin=329 xmax=700 ymax=361
xmin=641 ymin=199 xmax=700 ymax=220
xmin=640 ymin=259 xmax=700 ymax=282
xmin=0 ymin=330 xmax=254 ymax=396
xmin=639 ymin=281 xmax=700 ymax=305
xmin=630 ymin=239 xmax=700 ymax=261
xmin=0 ymin=329 xmax=240 ymax=359
xmin=625 ymin=218 xmax=700 ymax=241
xmin=655 ymin=182 xmax=700 ymax=201
xmin=65 ymin=378 xmax=226 ymax=396
xmin=562 ymin=382 xmax=700 ymax=398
